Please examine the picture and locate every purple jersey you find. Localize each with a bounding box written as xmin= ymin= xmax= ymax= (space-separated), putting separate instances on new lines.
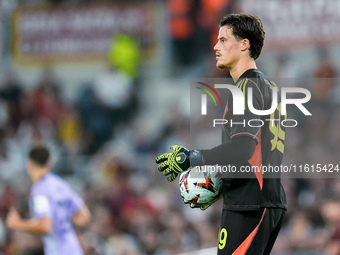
xmin=29 ymin=173 xmax=84 ymax=255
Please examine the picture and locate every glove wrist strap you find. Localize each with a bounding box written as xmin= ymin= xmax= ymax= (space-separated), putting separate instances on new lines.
xmin=189 ymin=150 xmax=205 ymax=166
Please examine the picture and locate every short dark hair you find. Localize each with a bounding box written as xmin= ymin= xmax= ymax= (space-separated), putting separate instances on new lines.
xmin=219 ymin=13 xmax=265 ymax=60
xmin=29 ymin=145 xmax=50 ymax=167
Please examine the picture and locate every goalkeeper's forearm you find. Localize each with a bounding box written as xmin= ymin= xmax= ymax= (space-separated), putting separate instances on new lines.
xmin=192 ymin=136 xmax=257 ymax=166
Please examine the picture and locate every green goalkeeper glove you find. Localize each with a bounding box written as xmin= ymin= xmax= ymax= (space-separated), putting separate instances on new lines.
xmin=189 ymin=193 xmax=223 ymax=211
xmin=156 ymin=145 xmax=204 ymax=182
xmin=190 ymin=201 xmax=215 ymax=211
xmin=155 ymin=145 xmax=191 ymax=182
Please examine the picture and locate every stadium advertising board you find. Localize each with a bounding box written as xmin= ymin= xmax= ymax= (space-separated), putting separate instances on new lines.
xmin=11 ymin=5 xmax=154 ymax=62
xmin=239 ymin=0 xmax=340 ymax=50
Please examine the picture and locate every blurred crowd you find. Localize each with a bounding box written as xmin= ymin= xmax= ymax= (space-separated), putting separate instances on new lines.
xmin=1 ymin=1 xmax=340 ymax=255
xmin=14 ymin=0 xmax=150 ymax=7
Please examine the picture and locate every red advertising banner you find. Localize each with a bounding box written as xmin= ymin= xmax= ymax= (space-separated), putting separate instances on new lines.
xmin=11 ymin=5 xmax=154 ymax=62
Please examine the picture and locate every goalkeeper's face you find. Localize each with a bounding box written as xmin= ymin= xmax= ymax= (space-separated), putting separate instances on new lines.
xmin=213 ymin=26 xmax=247 ymax=70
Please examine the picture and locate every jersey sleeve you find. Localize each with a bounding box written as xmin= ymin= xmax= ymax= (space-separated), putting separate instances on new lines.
xmin=32 ymin=194 xmax=51 ymax=219
xmin=67 ymin=187 xmax=85 ymax=216
xmin=202 ymin=136 xmax=257 ymax=165
xmin=229 ymin=78 xmax=264 ymax=141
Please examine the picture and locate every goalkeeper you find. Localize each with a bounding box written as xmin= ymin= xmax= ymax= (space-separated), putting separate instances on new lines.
xmin=156 ymin=13 xmax=287 ymax=255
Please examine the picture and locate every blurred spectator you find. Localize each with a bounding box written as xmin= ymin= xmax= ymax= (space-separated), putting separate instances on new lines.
xmin=76 ymin=70 xmax=133 ymax=155
xmin=57 ymin=105 xmax=82 ymax=156
xmin=30 ymin=69 xmax=66 ymax=126
xmin=16 ymin=110 xmax=57 ymax=152
xmin=105 ymin=230 xmax=141 ymax=255
xmin=93 ymin=67 xmax=133 ymax=111
xmin=321 ymin=198 xmax=340 ymax=255
xmin=167 ymin=0 xmax=197 ymax=67
xmin=0 ymin=69 xmax=24 ymax=133
xmin=0 ymin=185 xmax=17 ymax=219
xmin=76 ymin=83 xmax=114 ymax=155
xmin=311 ymin=58 xmax=338 ymax=110
xmin=196 ymin=0 xmax=232 ymax=54
xmin=273 ymin=53 xmax=297 ymax=80
xmin=108 ymin=34 xmax=141 ymax=80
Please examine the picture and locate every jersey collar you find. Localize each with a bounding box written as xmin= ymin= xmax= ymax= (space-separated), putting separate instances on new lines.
xmin=235 ymin=68 xmax=258 ymax=84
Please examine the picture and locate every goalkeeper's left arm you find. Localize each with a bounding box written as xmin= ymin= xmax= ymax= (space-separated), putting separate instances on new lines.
xmin=155 ymin=136 xmax=256 ymax=182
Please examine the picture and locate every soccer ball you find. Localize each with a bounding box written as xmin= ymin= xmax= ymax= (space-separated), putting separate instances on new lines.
xmin=179 ymin=166 xmax=223 ymax=207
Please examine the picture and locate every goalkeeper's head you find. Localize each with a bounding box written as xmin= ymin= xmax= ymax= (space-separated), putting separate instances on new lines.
xmin=219 ymin=13 xmax=265 ymax=60
xmin=214 ymin=13 xmax=265 ymax=71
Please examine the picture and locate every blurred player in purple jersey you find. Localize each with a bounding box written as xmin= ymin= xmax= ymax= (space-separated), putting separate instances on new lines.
xmin=6 ymin=145 xmax=91 ymax=255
